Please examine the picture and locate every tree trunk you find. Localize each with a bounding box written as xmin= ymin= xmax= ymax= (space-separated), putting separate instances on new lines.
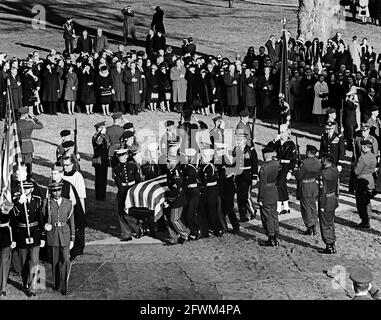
xmin=298 ymin=0 xmax=341 ymax=45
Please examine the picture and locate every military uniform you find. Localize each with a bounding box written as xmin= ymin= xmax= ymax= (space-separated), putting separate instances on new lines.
xmin=319 ymin=131 xmax=345 ymax=167
xmin=258 ymin=156 xmax=280 ymax=243
xmin=295 ymin=152 xmax=321 ymax=234
xmin=113 ymin=157 xmax=142 ymax=239
xmin=165 ymin=163 xmax=190 ymax=243
xmin=354 ymin=147 xmax=377 ymax=227
xmin=56 ymin=144 xmax=65 ymax=162
xmin=17 ymin=113 xmax=43 ymax=177
xmin=236 ymin=119 xmax=253 ymax=147
xmin=233 ymin=143 xmax=258 ymax=221
xmin=319 ymin=163 xmax=339 ymax=253
xmin=198 ymin=162 xmax=223 ymax=237
xmin=45 ymin=187 xmax=74 ymax=294
xmin=105 ymin=123 xmax=124 ymax=168
xmin=0 ymin=209 xmax=13 ymax=295
xmin=92 ymin=127 xmax=110 ymax=201
xmin=11 ymin=188 xmax=44 ymax=294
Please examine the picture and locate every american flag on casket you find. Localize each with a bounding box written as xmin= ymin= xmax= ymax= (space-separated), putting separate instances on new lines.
xmin=124 ymin=175 xmax=169 ymax=222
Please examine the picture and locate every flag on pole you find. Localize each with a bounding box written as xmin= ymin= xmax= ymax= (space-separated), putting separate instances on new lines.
xmin=125 ymin=174 xmax=169 ymax=221
xmin=0 ymin=94 xmax=21 ymax=214
xmin=279 ymin=18 xmax=290 ymax=105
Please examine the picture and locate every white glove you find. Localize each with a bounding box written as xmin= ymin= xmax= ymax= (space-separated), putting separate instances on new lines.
xmin=44 ymin=223 xmax=52 ymax=231
xmin=10 ymin=241 xmax=16 ymax=249
xmin=132 ymin=78 xmax=137 ymax=82
xmin=40 ymin=240 xmax=45 ymax=248
xmin=19 ymin=193 xmax=27 ymax=204
xmin=258 ymin=202 xmax=263 ymax=207
xmin=232 ymin=80 xmax=237 ymax=85
xmin=164 ymin=202 xmax=169 ymax=208
xmin=111 ymin=89 xmax=116 ymax=94
xmin=337 ymin=165 xmax=342 ymax=173
xmin=286 ymin=171 xmax=292 ymax=180
xmin=69 ymin=241 xmax=74 ymax=250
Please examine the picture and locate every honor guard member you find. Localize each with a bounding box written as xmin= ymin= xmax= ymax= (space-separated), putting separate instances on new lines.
xmin=61 ymin=140 xmax=81 ymax=172
xmin=349 ymin=267 xmax=381 ymax=300
xmin=92 ymin=121 xmax=110 ymax=201
xmin=120 ymin=130 xmax=136 ymax=155
xmin=11 ymin=180 xmax=45 ymax=297
xmin=177 ymin=109 xmax=195 ymax=152
xmin=326 ymin=108 xmax=343 ymax=134
xmin=236 ymin=110 xmax=253 ymax=147
xmin=113 ymin=148 xmax=142 ymax=241
xmin=123 ymin=122 xmax=135 ymax=133
xmin=56 ymin=130 xmax=71 ymax=162
xmin=354 ymin=123 xmax=379 ymax=158
xmin=45 ymin=182 xmax=74 ymax=295
xmin=317 ymin=153 xmax=339 ymax=254
xmin=258 ymin=145 xmax=281 ymax=246
xmin=182 ymin=148 xmax=201 ymax=239
xmin=198 ymin=148 xmax=224 ymax=238
xmin=141 ymin=142 xmax=160 ymax=180
xmin=210 ymin=115 xmax=225 ymax=148
xmin=160 ymin=120 xmax=181 ymax=156
xmin=106 ymin=112 xmax=125 ymax=169
xmin=367 ymin=105 xmax=381 ymax=146
xmin=273 ymin=124 xmax=297 ymax=215
xmin=319 ymin=121 xmax=345 ymax=171
xmin=233 ymin=132 xmax=258 ymax=222
xmin=17 ymin=107 xmax=43 ymax=178
xmin=0 ymin=206 xmax=15 ymax=296
xmin=163 ymin=153 xmax=191 ymax=245
xmin=354 ymin=140 xmax=377 ymax=229
xmin=63 ymin=17 xmax=75 ymax=53
xmin=215 ymin=142 xmax=240 ymax=233
xmin=295 ymin=145 xmax=321 ymax=236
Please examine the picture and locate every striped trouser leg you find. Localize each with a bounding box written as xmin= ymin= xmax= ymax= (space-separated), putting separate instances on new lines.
xmin=170 ymin=207 xmax=190 ymax=239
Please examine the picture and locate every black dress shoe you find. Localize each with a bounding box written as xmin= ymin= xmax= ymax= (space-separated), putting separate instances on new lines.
xmin=355 ymin=222 xmax=370 ymax=229
xmin=240 ymin=218 xmax=249 ymax=223
xmin=197 ymin=234 xmax=209 ymax=239
xmin=26 ymin=290 xmax=36 ymax=297
xmin=61 ymin=289 xmax=69 ymax=295
xmin=311 ymin=225 xmax=317 ymax=236
xmin=303 ymin=227 xmax=313 ymax=235
xmin=0 ymin=291 xmax=6 ymax=296
xmin=215 ymin=230 xmax=224 ymax=237
xmin=120 ymin=237 xmax=133 ymax=242
xmin=317 ymin=244 xmax=335 ymax=254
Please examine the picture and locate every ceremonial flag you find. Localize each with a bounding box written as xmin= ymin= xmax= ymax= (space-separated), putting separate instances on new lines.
xmin=125 ymin=175 xmax=169 ymax=221
xmin=0 ymin=93 xmax=21 ymax=214
xmin=279 ymin=18 xmax=290 ymax=105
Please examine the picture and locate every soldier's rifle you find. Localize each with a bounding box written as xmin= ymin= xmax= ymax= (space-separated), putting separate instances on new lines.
xmin=74 ymin=118 xmax=78 ymax=156
xmin=295 ymin=134 xmax=302 ymax=200
xmin=317 ymin=161 xmax=322 ymax=216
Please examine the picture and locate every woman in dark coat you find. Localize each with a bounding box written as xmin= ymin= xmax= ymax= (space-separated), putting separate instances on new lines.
xmin=223 ymin=64 xmax=239 ymax=116
xmin=243 ymin=47 xmax=256 ymax=69
xmin=205 ymin=63 xmax=217 ymax=114
xmin=95 ymin=65 xmax=113 ymax=116
xmin=64 ymin=65 xmax=78 ymax=115
xmin=151 ymin=6 xmax=165 ymax=34
xmin=197 ymin=70 xmax=210 ymax=115
xmin=41 ymin=62 xmax=60 ymax=115
xmin=80 ymin=64 xmax=96 ymax=114
xmin=156 ymin=64 xmax=171 ymax=112
xmin=110 ymin=61 xmax=126 ymax=114
xmin=327 ymin=73 xmax=342 ymax=119
xmin=240 ymin=68 xmax=256 ymax=116
xmin=146 ymin=64 xmax=159 ymax=111
xmin=9 ymin=67 xmax=23 ymax=112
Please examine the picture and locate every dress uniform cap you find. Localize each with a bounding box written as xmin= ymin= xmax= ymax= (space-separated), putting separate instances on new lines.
xmin=360 ymin=123 xmax=371 ymax=131
xmin=60 ymin=129 xmax=71 ymax=137
xmin=165 ymin=120 xmax=175 ymax=127
xmin=48 ymin=181 xmax=64 ymax=190
xmin=306 ymin=145 xmax=318 ymax=154
xmin=62 ymin=140 xmax=75 ymax=148
xmin=19 ymin=107 xmax=29 ymax=115
xmin=121 ymin=131 xmax=134 ymax=140
xmin=326 ymin=108 xmax=336 ymax=115
xmin=123 ymin=122 xmax=134 ymax=130
xmin=214 ymin=143 xmax=227 ymax=149
xmin=94 ymin=121 xmax=106 ymax=129
xmin=112 ymin=112 xmax=123 ymax=119
xmin=369 ymin=105 xmax=379 ymax=112
xmin=325 ymin=121 xmax=337 ymax=129
xmin=100 ymin=65 xmax=108 ymax=72
xmin=137 ymin=50 xmax=145 ymax=57
xmin=239 ymin=110 xmax=250 ymax=117
xmin=184 ymin=148 xmax=197 ymax=157
xmin=349 ymin=266 xmax=373 ymax=284
xmin=198 ymin=121 xmax=208 ymax=130
xmin=168 ymin=139 xmax=180 ymax=147
xmin=147 ymin=142 xmax=159 ymax=151
xmin=167 ymin=154 xmax=179 ymax=162
xmin=236 ymin=131 xmax=248 ymax=138
xmin=361 ymin=139 xmax=373 ymax=146
xmin=52 ymin=162 xmax=64 ymax=172
xmin=201 ymin=148 xmax=214 ymax=157
xmin=22 ymin=180 xmax=34 ymax=189
xmin=262 ymin=146 xmax=275 ymax=154
xmin=213 ymin=115 xmax=223 ymax=122
xmin=115 ymin=148 xmax=128 ymax=156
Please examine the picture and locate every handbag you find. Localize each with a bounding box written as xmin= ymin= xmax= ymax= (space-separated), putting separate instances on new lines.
xmin=92 ymin=156 xmax=102 ymax=167
xmin=321 ymin=98 xmax=329 ymax=109
xmin=101 ymin=90 xmax=112 ymax=96
xmin=151 ymin=92 xmax=159 ymax=99
xmin=165 ymin=92 xmax=171 ymax=100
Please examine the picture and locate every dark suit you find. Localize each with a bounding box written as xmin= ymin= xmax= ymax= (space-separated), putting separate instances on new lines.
xmin=76 ymin=36 xmax=93 ymax=54
xmin=63 ymin=21 xmax=75 ymax=53
xmin=92 ymin=132 xmax=110 ymax=200
xmin=94 ymin=35 xmax=109 ymax=53
xmin=265 ymin=40 xmax=281 ymax=64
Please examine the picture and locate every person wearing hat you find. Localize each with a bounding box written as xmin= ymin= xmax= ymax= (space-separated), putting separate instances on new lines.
xmin=224 ymin=64 xmax=239 ymax=116
xmin=170 ymin=58 xmax=187 ymax=113
xmin=317 ymin=153 xmax=339 ymax=254
xmin=198 ymin=147 xmax=224 ymax=238
xmin=111 ymin=60 xmax=126 ymax=114
xmin=141 ymin=142 xmax=160 ymax=180
xmin=121 ymin=5 xmax=137 ymax=46
xmin=160 ymin=120 xmax=181 ymax=156
xmin=367 ymin=105 xmax=381 ymax=144
xmin=210 ymin=115 xmax=225 ymax=148
xmin=63 ymin=17 xmax=75 ymax=54
xmin=349 ymin=266 xmax=373 ymax=300
xmin=258 ymin=145 xmax=281 ymax=246
xmin=10 ymin=180 xmax=44 ymax=296
xmin=354 ymin=123 xmax=378 ymax=159
xmin=319 ymin=120 xmax=345 ymax=171
xmin=60 ymin=140 xmax=81 ymax=172
xmin=295 ymin=145 xmax=321 ymax=236
xmin=354 ymin=139 xmax=377 ymax=228
xmin=236 ymin=110 xmax=253 ymax=147
xmin=123 ymin=60 xmax=143 ymax=115
xmin=95 ymin=63 xmax=113 ymax=116
xmin=113 ymin=148 xmax=142 ymax=241
xmin=45 ymin=181 xmax=74 ymax=295
xmin=119 ymin=130 xmax=135 ymax=151
xmin=16 ymin=107 xmax=44 ymax=179
xmin=56 ymin=129 xmax=71 ymax=162
xmin=273 ymin=124 xmax=296 ymax=215
xmin=233 ymin=131 xmax=258 ymax=222
xmin=106 ymin=112 xmax=125 ymax=169
xmin=151 ymin=6 xmax=165 ymax=34
xmin=92 ymin=121 xmax=110 ymax=201
xmin=325 ymin=108 xmax=341 ymax=134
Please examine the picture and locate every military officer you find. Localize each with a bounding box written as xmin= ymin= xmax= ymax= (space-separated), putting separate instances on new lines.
xmin=258 ymin=145 xmax=281 ymax=247
xmin=56 ymin=130 xmax=71 ymax=162
xmin=354 ymin=140 xmax=377 ymax=229
xmin=92 ymin=121 xmax=110 ymax=201
xmin=295 ymin=145 xmax=321 ymax=236
xmin=349 ymin=267 xmax=374 ymax=300
xmin=236 ymin=110 xmax=253 ymax=147
xmin=106 ymin=112 xmax=125 ymax=169
xmin=325 ymin=108 xmax=343 ymax=134
xmin=163 ymin=153 xmax=191 ymax=245
xmin=367 ymin=105 xmax=381 ymax=145
xmin=317 ymin=153 xmax=339 ymax=254
xmin=319 ymin=121 xmax=345 ymax=170
xmin=354 ymin=123 xmax=379 ymax=158
xmin=273 ymin=124 xmax=297 ymax=215
xmin=61 ymin=140 xmax=81 ymax=172
xmin=45 ymin=182 xmax=74 ymax=295
xmin=198 ymin=148 xmax=224 ymax=238
xmin=160 ymin=120 xmax=181 ymax=156
xmin=233 ymin=132 xmax=258 ymax=222
xmin=141 ymin=142 xmax=161 ymax=180
xmin=113 ymin=148 xmax=142 ymax=241
xmin=11 ymin=180 xmax=45 ymax=297
xmin=0 ymin=207 xmax=15 ymax=296
xmin=17 ymin=107 xmax=43 ymax=178
xmin=182 ymin=148 xmax=201 ymax=239
xmin=210 ymin=115 xmax=225 ymax=148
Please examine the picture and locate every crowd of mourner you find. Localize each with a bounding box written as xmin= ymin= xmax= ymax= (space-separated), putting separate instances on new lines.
xmin=1 ymin=5 xmax=381 ymax=300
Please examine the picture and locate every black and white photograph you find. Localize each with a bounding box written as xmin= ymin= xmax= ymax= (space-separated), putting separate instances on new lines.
xmin=1 ymin=0 xmax=381 ymax=308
